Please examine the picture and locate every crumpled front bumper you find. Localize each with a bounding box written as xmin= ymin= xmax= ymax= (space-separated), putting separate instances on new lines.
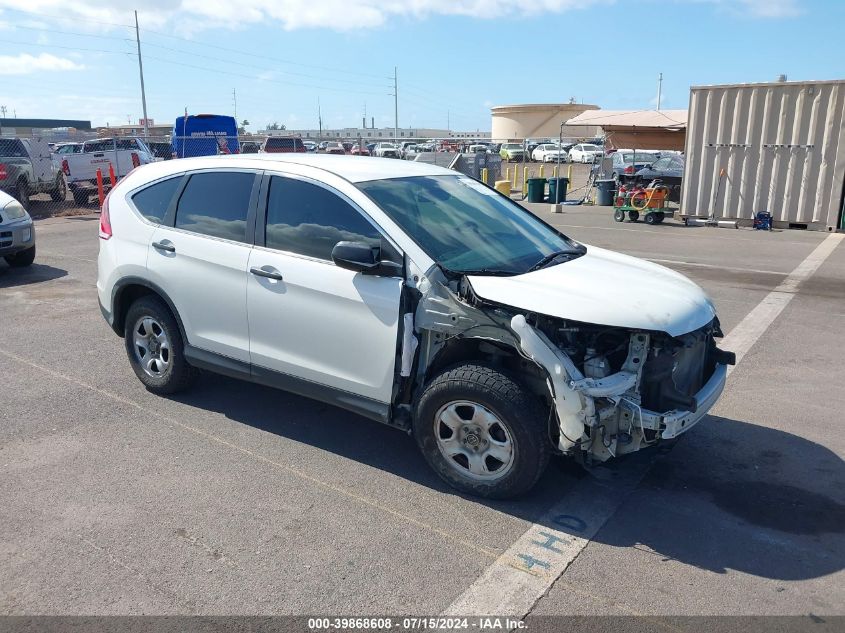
xmin=626 ymin=363 xmax=728 ymax=440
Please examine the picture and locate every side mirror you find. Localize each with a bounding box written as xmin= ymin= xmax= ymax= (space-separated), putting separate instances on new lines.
xmin=331 ymin=241 xmax=380 ymax=273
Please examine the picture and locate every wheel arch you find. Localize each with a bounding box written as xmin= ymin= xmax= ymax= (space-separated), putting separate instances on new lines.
xmin=111 ymin=277 xmax=188 ymax=344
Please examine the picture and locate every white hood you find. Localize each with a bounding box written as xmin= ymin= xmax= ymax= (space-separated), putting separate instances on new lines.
xmin=467 ymin=245 xmax=716 ymax=337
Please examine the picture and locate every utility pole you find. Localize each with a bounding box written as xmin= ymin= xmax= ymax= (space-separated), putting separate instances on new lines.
xmin=656 ymin=72 xmax=663 ymax=111
xmin=318 ymin=97 xmax=322 ymax=142
xmin=0 ymin=105 xmax=6 ymax=118
xmin=393 ymin=66 xmax=398 ymax=142
xmin=233 ymin=88 xmax=237 ymax=120
xmin=447 ymin=109 xmax=450 ymax=135
xmin=134 ymin=11 xmax=149 ymax=139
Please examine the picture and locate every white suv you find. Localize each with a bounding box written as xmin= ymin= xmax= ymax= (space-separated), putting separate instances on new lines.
xmin=97 ymin=155 xmax=733 ymax=498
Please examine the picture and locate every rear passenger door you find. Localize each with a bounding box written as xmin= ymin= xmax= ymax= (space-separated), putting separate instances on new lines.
xmin=246 ymin=173 xmax=403 ymax=403
xmin=145 ymin=170 xmax=259 ymax=362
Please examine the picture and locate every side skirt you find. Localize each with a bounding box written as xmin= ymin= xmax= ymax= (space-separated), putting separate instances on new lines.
xmin=184 ymin=346 xmax=392 ymax=426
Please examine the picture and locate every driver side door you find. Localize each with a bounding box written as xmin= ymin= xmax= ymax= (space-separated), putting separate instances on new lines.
xmin=246 ymin=173 xmax=404 ymax=407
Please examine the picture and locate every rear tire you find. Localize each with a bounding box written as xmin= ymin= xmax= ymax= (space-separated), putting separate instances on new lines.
xmin=71 ymin=187 xmax=89 ymax=206
xmin=14 ymin=179 xmax=30 ymax=210
xmin=628 ymin=210 xmax=640 ymax=222
xmin=4 ymin=245 xmax=35 ymax=267
xmin=50 ymin=175 xmax=67 ymax=202
xmin=414 ymin=363 xmax=550 ymax=499
xmin=645 ymin=212 xmax=658 ymax=225
xmin=124 ymin=296 xmax=196 ymax=395
xmin=613 ymin=209 xmax=625 ymax=222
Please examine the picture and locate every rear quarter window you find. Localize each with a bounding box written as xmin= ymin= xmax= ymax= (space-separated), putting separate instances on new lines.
xmin=131 ymin=177 xmax=182 ymax=224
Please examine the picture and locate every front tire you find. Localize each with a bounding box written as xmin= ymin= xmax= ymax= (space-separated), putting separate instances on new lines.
xmin=4 ymin=245 xmax=35 ymax=267
xmin=414 ymin=364 xmax=550 ymax=499
xmin=124 ymin=296 xmax=196 ymax=394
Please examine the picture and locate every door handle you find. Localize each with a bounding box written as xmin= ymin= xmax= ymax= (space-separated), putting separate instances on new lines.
xmin=250 ymin=266 xmax=283 ymax=281
xmin=152 ymin=241 xmax=175 ymax=252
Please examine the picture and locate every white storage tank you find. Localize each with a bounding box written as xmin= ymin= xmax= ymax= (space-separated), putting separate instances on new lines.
xmin=681 ymin=79 xmax=845 ymax=231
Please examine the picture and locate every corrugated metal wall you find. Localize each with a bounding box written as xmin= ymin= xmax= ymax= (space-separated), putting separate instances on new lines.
xmin=681 ymin=80 xmax=845 ymax=230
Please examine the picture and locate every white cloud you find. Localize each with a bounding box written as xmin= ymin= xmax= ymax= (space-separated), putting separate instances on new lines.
xmin=0 ymin=52 xmax=84 ymax=75
xmin=0 ymin=0 xmax=803 ymax=34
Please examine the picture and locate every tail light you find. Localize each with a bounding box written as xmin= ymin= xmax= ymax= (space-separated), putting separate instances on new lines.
xmin=61 ymin=159 xmax=70 ymax=176
xmin=0 ymin=164 xmax=6 ymax=180
xmin=99 ymin=191 xmax=113 ymax=239
xmin=131 ymin=152 xmax=140 ymax=168
xmin=624 ymin=166 xmax=635 ymax=174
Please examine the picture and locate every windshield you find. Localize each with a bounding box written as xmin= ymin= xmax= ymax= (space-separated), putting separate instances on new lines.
xmin=358 ymin=175 xmax=584 ymax=275
xmin=581 ymin=144 xmax=600 ymax=152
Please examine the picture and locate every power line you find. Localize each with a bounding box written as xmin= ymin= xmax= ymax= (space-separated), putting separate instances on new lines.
xmin=0 ymin=39 xmax=134 ymax=56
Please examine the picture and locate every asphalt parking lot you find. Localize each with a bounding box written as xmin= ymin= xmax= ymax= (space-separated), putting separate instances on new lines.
xmin=1 ymin=202 xmax=843 ymax=625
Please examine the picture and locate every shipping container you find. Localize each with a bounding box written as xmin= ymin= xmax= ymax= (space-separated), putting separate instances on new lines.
xmin=681 ymin=80 xmax=845 ymax=231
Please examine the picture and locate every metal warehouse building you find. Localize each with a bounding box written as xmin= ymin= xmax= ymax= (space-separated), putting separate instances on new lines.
xmin=681 ymin=79 xmax=845 ymax=231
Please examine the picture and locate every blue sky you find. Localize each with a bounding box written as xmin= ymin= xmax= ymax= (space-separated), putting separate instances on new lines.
xmin=0 ymin=0 xmax=842 ymax=132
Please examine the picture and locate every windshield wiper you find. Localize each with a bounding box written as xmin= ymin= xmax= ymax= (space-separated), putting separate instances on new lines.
xmin=527 ymin=250 xmax=577 ymax=272
xmin=455 ymin=268 xmax=518 ymax=276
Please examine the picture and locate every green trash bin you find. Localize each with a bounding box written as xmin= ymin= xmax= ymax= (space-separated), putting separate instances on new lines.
xmin=526 ymin=178 xmax=546 ymax=203
xmin=548 ymin=177 xmax=569 ymax=203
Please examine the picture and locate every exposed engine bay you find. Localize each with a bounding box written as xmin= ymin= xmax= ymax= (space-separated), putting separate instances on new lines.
xmin=398 ymin=265 xmax=735 ymax=464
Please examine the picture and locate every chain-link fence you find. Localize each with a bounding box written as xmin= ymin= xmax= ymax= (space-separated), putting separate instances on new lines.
xmin=1 ymin=132 xmax=617 ymax=218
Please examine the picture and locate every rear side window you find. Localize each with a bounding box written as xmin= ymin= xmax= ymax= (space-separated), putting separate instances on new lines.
xmin=264 ymin=176 xmax=381 ymax=260
xmin=175 ymin=172 xmax=255 ymax=243
xmin=0 ymin=139 xmax=27 ymax=157
xmin=132 ymin=177 xmax=182 ymax=223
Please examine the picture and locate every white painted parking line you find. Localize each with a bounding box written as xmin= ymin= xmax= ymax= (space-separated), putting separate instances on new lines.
xmin=646 ymin=258 xmax=786 ymax=276
xmin=720 ymin=232 xmax=843 ymax=376
xmin=442 ymin=232 xmax=843 ymax=618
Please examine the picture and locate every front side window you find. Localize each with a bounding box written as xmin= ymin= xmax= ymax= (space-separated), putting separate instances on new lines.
xmin=132 ymin=177 xmax=182 ymax=223
xmin=264 ymin=176 xmax=381 ymax=260
xmin=358 ymin=175 xmax=583 ymax=275
xmin=175 ymin=171 xmax=255 ymax=243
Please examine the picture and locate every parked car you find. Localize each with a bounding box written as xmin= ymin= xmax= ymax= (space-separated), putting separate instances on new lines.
xmin=373 ymin=142 xmax=400 ymax=158
xmin=611 ymin=151 xmax=660 ymax=184
xmin=499 ymin=143 xmax=525 ymax=162
xmin=324 ymin=142 xmax=346 ymax=155
xmin=61 ymin=137 xmax=155 ymax=206
xmin=0 ymin=137 xmax=67 ymax=209
xmin=303 ymin=141 xmax=318 ymax=153
xmin=468 ymin=144 xmax=490 ymax=154
xmin=568 ymin=143 xmax=604 ymax=163
xmin=351 ymin=144 xmax=370 ymax=156
xmin=172 ymin=114 xmax=239 ymax=158
xmin=97 ymin=155 xmax=733 ymax=499
xmin=0 ymin=188 xmax=35 ymax=267
xmin=261 ymin=137 xmax=306 ymax=153
xmin=634 ymin=154 xmax=685 ymax=201
xmin=318 ymin=141 xmax=329 ymax=151
xmin=239 ymin=141 xmax=261 ymax=154
xmin=402 ymin=144 xmax=419 ymax=159
xmin=531 ymin=144 xmax=569 ymax=163
xmin=342 ymin=142 xmax=354 ymax=153
xmin=366 ymin=143 xmax=377 ymax=155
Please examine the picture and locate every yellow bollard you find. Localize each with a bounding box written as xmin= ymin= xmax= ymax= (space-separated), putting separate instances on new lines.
xmin=481 ymin=168 xmax=488 ymax=185
xmin=539 ymin=164 xmax=544 ymax=179
xmin=567 ymin=163 xmax=572 ymax=184
xmin=506 ymin=167 xmax=511 ymax=182
xmin=511 ymin=166 xmax=517 ymax=188
xmin=523 ymin=166 xmax=528 ymax=191
xmin=553 ymin=165 xmax=559 ymax=178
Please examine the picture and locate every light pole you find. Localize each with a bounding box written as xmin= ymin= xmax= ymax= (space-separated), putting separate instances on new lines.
xmin=556 ymin=121 xmax=564 ymax=204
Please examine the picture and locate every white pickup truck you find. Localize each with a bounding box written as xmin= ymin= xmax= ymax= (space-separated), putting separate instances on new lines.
xmin=60 ymin=137 xmax=156 ymax=205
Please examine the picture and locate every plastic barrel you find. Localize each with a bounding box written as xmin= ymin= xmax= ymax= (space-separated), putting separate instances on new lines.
xmin=526 ymin=178 xmax=546 ymax=203
xmin=595 ymin=179 xmax=616 ymax=206
xmin=547 ymin=177 xmax=569 ymax=203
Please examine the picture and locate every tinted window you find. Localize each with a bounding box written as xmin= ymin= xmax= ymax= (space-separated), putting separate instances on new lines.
xmin=265 ymin=176 xmax=381 ymax=260
xmin=264 ymin=137 xmax=303 ymax=151
xmin=132 ymin=177 xmax=182 ymax=223
xmin=651 ymin=158 xmax=671 ymax=170
xmin=0 ymin=139 xmax=27 ymax=157
xmin=116 ymin=139 xmax=139 ymax=150
xmin=175 ymin=172 xmax=255 ymax=242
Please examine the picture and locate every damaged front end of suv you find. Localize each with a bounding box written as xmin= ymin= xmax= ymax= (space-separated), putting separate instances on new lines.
xmin=399 ymin=263 xmax=735 ymax=467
